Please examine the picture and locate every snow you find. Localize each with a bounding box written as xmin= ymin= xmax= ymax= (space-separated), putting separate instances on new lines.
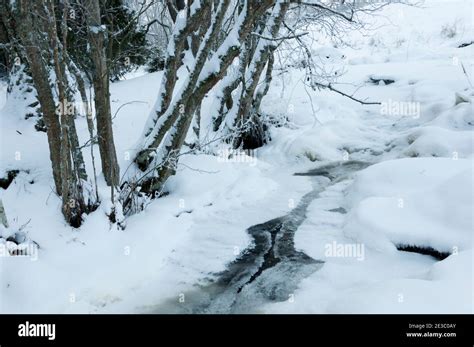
xmin=0 ymin=148 xmax=309 ymax=313
xmin=0 ymin=67 xmax=310 ymax=312
xmin=311 ymin=46 xmax=347 ymax=82
xmin=195 ymin=2 xmax=248 ymax=86
xmin=401 ymin=126 xmax=474 ymax=158
xmin=1 ymin=0 xmax=473 ymax=313
xmin=89 ymin=25 xmax=106 ymax=34
xmin=344 ymin=158 xmax=473 ymax=253
xmin=258 ymin=0 xmax=473 ymax=314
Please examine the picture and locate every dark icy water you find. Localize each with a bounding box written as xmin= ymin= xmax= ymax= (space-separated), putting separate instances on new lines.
xmin=153 ymin=160 xmax=372 ymax=313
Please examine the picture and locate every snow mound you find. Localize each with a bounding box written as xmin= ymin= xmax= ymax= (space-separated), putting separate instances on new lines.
xmin=327 ymin=249 xmax=473 ymax=314
xmin=429 ymin=101 xmax=474 ymax=130
xmin=402 ymin=126 xmax=474 ymax=159
xmin=344 ymin=158 xmax=473 ymax=253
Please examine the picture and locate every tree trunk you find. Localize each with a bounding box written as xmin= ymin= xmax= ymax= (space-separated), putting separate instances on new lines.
xmin=233 ymin=1 xmax=289 ymax=149
xmin=135 ymin=0 xmax=231 ymax=171
xmin=46 ymin=0 xmax=87 ymax=227
xmin=0 ymin=199 xmax=9 ymax=229
xmin=84 ymin=0 xmax=120 ymax=187
xmin=14 ymin=0 xmax=92 ymax=226
xmin=67 ymin=56 xmax=100 ymax=201
xmin=140 ymin=1 xmax=212 ymax=141
xmin=136 ymin=0 xmax=276 ymax=195
xmin=16 ymin=0 xmax=63 ymax=195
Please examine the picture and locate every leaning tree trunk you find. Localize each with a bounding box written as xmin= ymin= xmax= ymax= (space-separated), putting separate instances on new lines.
xmin=135 ymin=0 xmax=231 ymax=171
xmin=140 ymin=1 xmax=212 ymax=142
xmin=134 ymin=0 xmax=277 ymax=196
xmin=233 ymin=1 xmax=289 ymax=149
xmin=84 ymin=0 xmax=120 ymax=187
xmin=211 ymin=38 xmax=252 ymax=133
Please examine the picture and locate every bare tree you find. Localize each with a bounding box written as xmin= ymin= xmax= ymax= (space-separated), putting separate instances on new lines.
xmin=128 ymin=0 xmax=277 ymax=202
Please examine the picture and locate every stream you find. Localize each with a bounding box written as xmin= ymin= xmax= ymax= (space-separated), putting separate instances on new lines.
xmin=153 ymin=160 xmax=372 ymax=313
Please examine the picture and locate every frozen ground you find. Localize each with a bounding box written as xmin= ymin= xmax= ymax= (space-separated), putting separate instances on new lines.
xmin=0 ymin=0 xmax=472 ymax=313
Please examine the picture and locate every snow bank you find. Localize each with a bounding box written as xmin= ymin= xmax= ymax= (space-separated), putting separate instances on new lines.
xmin=402 ymin=126 xmax=474 ymax=159
xmin=344 ymin=158 xmax=473 ymax=253
xmin=325 ymin=250 xmax=473 ymax=314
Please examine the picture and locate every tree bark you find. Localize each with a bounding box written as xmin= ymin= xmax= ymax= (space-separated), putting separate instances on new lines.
xmin=16 ymin=0 xmax=63 ymax=195
xmin=45 ymin=0 xmax=86 ymax=227
xmin=0 ymin=199 xmax=9 ymax=229
xmin=67 ymin=56 xmax=100 ymax=201
xmin=136 ymin=0 xmax=277 ymax=194
xmin=141 ymin=1 xmax=212 ymax=141
xmin=233 ymin=1 xmax=289 ymax=149
xmin=84 ymin=0 xmax=120 ymax=187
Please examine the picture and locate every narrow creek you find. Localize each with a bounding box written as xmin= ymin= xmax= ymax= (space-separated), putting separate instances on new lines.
xmin=153 ymin=160 xmax=372 ymax=313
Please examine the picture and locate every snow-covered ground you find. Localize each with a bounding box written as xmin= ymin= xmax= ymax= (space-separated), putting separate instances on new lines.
xmin=0 ymin=0 xmax=472 ymax=313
